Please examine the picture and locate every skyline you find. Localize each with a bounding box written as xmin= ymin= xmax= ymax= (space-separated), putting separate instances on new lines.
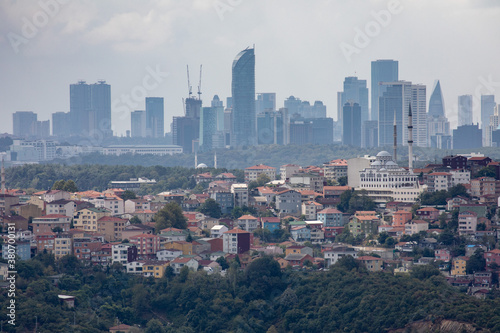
xmin=1 ymin=1 xmax=499 ymax=136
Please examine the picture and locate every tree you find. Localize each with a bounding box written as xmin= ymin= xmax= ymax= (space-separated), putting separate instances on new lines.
xmin=146 ymin=319 xmax=166 ymax=333
xmin=52 ymin=179 xmax=65 ymax=190
xmin=121 ymin=190 xmax=137 ymax=200
xmin=62 ymin=179 xmax=78 ymax=192
xmin=154 ymin=202 xmax=187 ymax=231
xmin=198 ymin=198 xmax=222 ymax=218
xmin=337 ymin=176 xmax=348 ymax=186
xmin=257 ymin=173 xmax=271 ymax=186
xmin=448 ymin=184 xmax=470 ymax=198
xmin=216 ymin=256 xmax=229 ymax=270
xmin=410 ymin=264 xmax=440 ymax=280
xmin=186 ymin=231 xmax=193 ymax=242
xmin=476 ymin=166 xmax=496 ymax=178
xmin=466 ymin=249 xmax=486 ymax=274
xmin=129 ymin=216 xmax=142 ymax=224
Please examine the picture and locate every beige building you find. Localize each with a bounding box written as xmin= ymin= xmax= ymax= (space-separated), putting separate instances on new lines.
xmin=97 ymin=216 xmax=126 ymax=242
xmin=54 ymin=236 xmax=72 ymax=259
xmin=73 ymin=207 xmax=110 ymax=231
xmin=244 ymin=164 xmax=276 ymax=182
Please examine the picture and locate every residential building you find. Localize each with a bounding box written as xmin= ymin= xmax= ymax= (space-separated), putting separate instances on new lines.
xmin=392 ymin=210 xmax=412 ymax=227
xmin=290 ymin=226 xmax=311 ymax=242
xmin=484 ymin=249 xmax=500 ymax=267
xmin=288 ymin=173 xmax=324 ymax=193
xmin=424 ymin=172 xmax=452 ymax=192
xmin=317 ymin=208 xmax=343 ymax=227
xmin=73 ymin=207 xmax=110 ymax=232
xmin=112 ymin=243 xmax=138 ymax=265
xmin=442 ymin=155 xmax=468 ymax=169
xmin=348 ymin=214 xmax=379 ymax=237
xmin=458 ymin=211 xmax=478 ymax=235
xmin=302 ymin=201 xmax=324 ymax=220
xmin=280 ymin=164 xmax=301 ymax=181
xmin=450 ymin=169 xmax=471 ymax=186
xmin=130 ymin=234 xmax=162 ymax=259
xmin=54 ymin=236 xmax=72 ymax=259
xmin=244 ymin=164 xmax=276 ymax=182
xmin=156 ymin=249 xmax=183 ymax=261
xmin=237 ymin=215 xmax=259 ymax=232
xmin=260 ymin=217 xmax=281 ymax=233
xmin=415 ymin=207 xmax=439 ymax=221
xmin=435 ymin=249 xmax=451 ymax=262
xmin=284 ymin=253 xmax=314 ymax=268
xmin=222 ymin=228 xmax=251 ymax=254
xmin=323 ymin=245 xmax=358 ymax=267
xmin=32 ymin=215 xmax=71 ymax=235
xmin=211 ymin=225 xmax=228 ymax=238
xmin=405 ymin=220 xmax=429 ymax=235
xmin=470 ymin=177 xmax=498 ymax=198
xmin=451 ymin=256 xmax=469 ymax=276
xmin=357 ymin=256 xmax=383 ymax=272
xmin=97 ymin=216 xmax=126 ymax=242
xmin=323 ymin=159 xmax=348 ymax=181
xmin=275 ymin=189 xmax=301 ymax=216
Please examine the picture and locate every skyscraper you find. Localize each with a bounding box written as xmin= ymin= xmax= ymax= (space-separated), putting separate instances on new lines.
xmin=342 ymin=102 xmax=361 ymax=147
xmin=199 ymin=95 xmax=225 ymax=151
xmin=411 ymin=84 xmax=427 ymax=147
xmin=256 ymin=93 xmax=276 ymax=113
xmin=339 ymin=76 xmax=369 ymax=124
xmin=69 ymin=80 xmax=111 ymax=137
xmin=378 ymin=81 xmax=411 ymax=147
xmin=371 ymin=60 xmax=398 ymax=121
xmin=13 ymin=111 xmax=37 ymax=137
xmin=481 ymin=95 xmax=496 ymax=146
xmin=232 ymin=47 xmax=255 ymax=147
xmin=428 ymin=80 xmax=445 ymax=117
xmin=145 ymin=97 xmax=164 ymax=138
xmin=458 ymin=95 xmax=473 ymax=126
xmin=131 ymin=110 xmax=146 ymax=137
xmin=256 ymin=109 xmax=287 ymax=145
xmin=52 ymin=112 xmax=71 ymax=137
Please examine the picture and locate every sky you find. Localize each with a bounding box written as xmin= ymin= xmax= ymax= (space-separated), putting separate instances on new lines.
xmin=0 ymin=0 xmax=499 ymax=136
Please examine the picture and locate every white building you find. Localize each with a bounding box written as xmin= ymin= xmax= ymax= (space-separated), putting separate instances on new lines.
xmin=357 ymin=151 xmax=425 ymax=203
xmin=211 ymin=225 xmax=228 ymax=238
xmin=112 ymin=243 xmax=134 ymax=265
xmin=347 ymin=156 xmax=376 ymax=188
xmin=102 ymin=145 xmax=182 ymax=156
xmin=231 ymin=183 xmax=249 ymax=207
xmin=156 ymin=249 xmax=183 ymax=261
xmin=450 ymin=169 xmax=471 ymax=186
xmin=244 ymin=164 xmax=276 ymax=182
xmin=323 ymin=245 xmax=358 ymax=267
xmin=280 ymin=164 xmax=301 ymax=181
xmin=86 ymin=196 xmax=124 ymax=216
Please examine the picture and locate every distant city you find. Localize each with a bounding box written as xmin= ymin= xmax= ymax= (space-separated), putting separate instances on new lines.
xmin=6 ymin=48 xmax=500 ymax=163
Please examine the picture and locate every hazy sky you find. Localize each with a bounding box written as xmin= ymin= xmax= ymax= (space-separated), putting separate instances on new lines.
xmin=1 ymin=0 xmax=499 ymax=136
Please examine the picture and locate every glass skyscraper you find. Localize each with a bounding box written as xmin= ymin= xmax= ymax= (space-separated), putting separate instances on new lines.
xmin=428 ymin=80 xmax=445 ymax=118
xmin=146 ymin=97 xmax=164 ymax=138
xmin=371 ymin=60 xmax=398 ymax=121
xmin=339 ymin=77 xmax=369 ymax=124
xmin=232 ymin=47 xmax=255 ymax=147
xmin=458 ymin=95 xmax=473 ymax=126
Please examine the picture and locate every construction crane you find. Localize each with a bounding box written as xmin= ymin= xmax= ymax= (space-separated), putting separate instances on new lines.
xmin=197 ymin=64 xmax=202 ymax=100
xmin=186 ymin=65 xmax=192 ymax=98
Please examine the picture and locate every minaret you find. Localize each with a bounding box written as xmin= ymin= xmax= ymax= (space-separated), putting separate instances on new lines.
xmin=393 ymin=110 xmax=397 ymax=162
xmin=214 ymin=152 xmax=217 ymax=169
xmin=195 ymin=153 xmax=198 ymax=168
xmin=1 ymin=155 xmax=5 ymax=195
xmin=408 ymin=104 xmax=413 ymax=172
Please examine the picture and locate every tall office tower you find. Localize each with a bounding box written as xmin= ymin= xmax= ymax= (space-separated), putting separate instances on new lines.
xmin=256 ymin=93 xmax=276 ymax=113
xmin=311 ymin=101 xmax=327 ymax=118
xmin=256 ymin=110 xmax=287 ymax=145
xmin=224 ymin=108 xmax=233 ymax=147
xmin=377 ymin=81 xmax=411 ymax=147
xmin=453 ymin=124 xmax=482 ymax=149
xmin=70 ymin=81 xmax=91 ymax=134
xmin=90 ymin=81 xmax=112 ymax=137
xmin=232 ymin=47 xmax=256 ymax=147
xmin=289 ymin=115 xmax=333 ymax=145
xmin=371 ymin=60 xmax=398 ymax=121
xmin=428 ymin=80 xmax=445 ymax=117
xmin=458 ymin=95 xmax=473 ymax=126
xmin=411 ymin=84 xmax=427 ymax=147
xmin=145 ymin=97 xmax=164 ymax=138
xmin=185 ymin=97 xmax=202 ymax=119
xmin=13 ymin=111 xmax=37 ymax=137
xmin=35 ymin=120 xmax=50 ymax=138
xmin=52 ymin=112 xmax=71 ymax=137
xmin=199 ymin=95 xmax=225 ymax=151
xmin=131 ymin=110 xmax=146 ymax=137
xmin=342 ymin=102 xmax=361 ymax=147
xmin=69 ymin=80 xmax=111 ymax=137
xmin=481 ymin=95 xmax=496 ymax=145
xmin=172 ymin=117 xmax=199 ymax=153
xmin=427 ymin=80 xmax=450 ymax=148
xmin=284 ymin=96 xmax=302 ymax=116
xmin=362 ymin=120 xmax=378 ymax=148
xmin=338 ymin=76 xmax=369 ymax=125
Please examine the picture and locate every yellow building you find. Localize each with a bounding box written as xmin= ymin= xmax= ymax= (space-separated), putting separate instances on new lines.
xmin=451 ymin=256 xmax=469 ymax=276
xmin=164 ymin=241 xmax=193 ymax=255
xmin=74 ymin=207 xmax=110 ymax=231
xmin=142 ymin=261 xmax=170 ymax=278
xmin=54 ymin=236 xmax=72 ymax=259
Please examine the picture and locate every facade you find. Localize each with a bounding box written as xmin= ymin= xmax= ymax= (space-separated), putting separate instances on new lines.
xmin=348 ymin=214 xmax=379 ymax=237
xmin=74 ymin=207 xmax=110 ymax=231
xmin=453 ymin=125 xmax=482 ymax=149
xmin=244 ymin=164 xmax=276 ymax=182
xmin=302 ymin=201 xmax=324 ymax=220
xmin=357 ymin=256 xmax=383 ymax=272
xmin=131 ymin=110 xmax=146 ymax=137
xmin=458 ymin=211 xmax=478 ymax=235
xmin=130 ymin=234 xmax=162 ymax=259
xmin=323 ymin=245 xmax=358 ymax=267
xmin=222 ymin=228 xmax=251 ymax=254
xmin=342 ymin=102 xmax=362 ymax=147
xmin=231 ymin=183 xmax=249 ymax=207
xmin=404 ymin=220 xmax=429 ymax=235
xmin=232 ymin=47 xmax=256 ymax=147
xmin=357 ymin=151 xmax=424 ymax=203
xmin=347 ymin=156 xmax=376 ymax=188
xmin=288 ymin=173 xmax=324 ymax=193
xmin=451 ymin=256 xmax=469 ymax=276
xmin=458 ymin=95 xmax=473 ymax=126
xmin=275 ymin=189 xmax=302 ymax=216
xmin=323 ymin=159 xmax=348 ymax=181
xmin=101 ymin=145 xmax=182 ymax=156
xmin=256 ymin=109 xmax=287 ymax=145
xmin=52 ymin=111 xmax=71 ymax=137
xmin=371 ymin=59 xmax=399 ymax=122
xmin=317 ymin=208 xmax=343 ymax=227
xmin=13 ymin=111 xmax=38 ymax=138
xmin=280 ymin=164 xmax=301 ymax=181
xmin=338 ymin=76 xmax=369 ymax=128
xmin=145 ymin=97 xmax=164 ymax=138
xmin=32 ymin=215 xmax=71 ymax=235
xmin=97 ymin=216 xmax=126 ymax=242
xmin=392 ymin=210 xmax=412 ymax=227
xmin=425 ymin=172 xmax=452 ymax=192
xmin=237 ymin=215 xmax=259 ymax=232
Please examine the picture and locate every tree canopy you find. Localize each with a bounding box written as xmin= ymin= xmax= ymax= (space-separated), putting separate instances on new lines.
xmin=154 ymin=202 xmax=187 ymax=231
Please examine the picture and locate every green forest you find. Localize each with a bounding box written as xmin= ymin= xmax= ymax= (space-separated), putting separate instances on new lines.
xmin=1 ymin=254 xmax=500 ymax=332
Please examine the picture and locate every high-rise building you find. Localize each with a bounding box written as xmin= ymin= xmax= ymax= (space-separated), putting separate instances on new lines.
xmin=232 ymin=47 xmax=256 ymax=147
xmin=199 ymin=96 xmax=225 ymax=151
xmin=172 ymin=117 xmax=199 ymax=153
xmin=284 ymin=96 xmax=326 ymax=119
xmin=145 ymin=97 xmax=164 ymax=138
xmin=35 ymin=120 xmax=50 ymax=138
xmin=13 ymin=111 xmax=37 ymax=137
xmin=411 ymin=84 xmax=427 ymax=147
xmin=362 ymin=120 xmax=378 ymax=148
xmin=428 ymin=80 xmax=445 ymax=118
xmin=371 ymin=60 xmax=398 ymax=121
xmin=185 ymin=97 xmax=202 ymax=119
xmin=377 ymin=81 xmax=411 ymax=147
xmin=69 ymin=80 xmax=111 ymax=137
xmin=52 ymin=112 xmax=71 ymax=137
xmin=342 ymin=102 xmax=361 ymax=147
xmin=289 ymin=116 xmax=333 ymax=145
xmin=453 ymin=124 xmax=482 ymax=149
xmin=131 ymin=110 xmax=146 ymax=138
xmin=481 ymin=95 xmax=496 ymax=145
xmin=458 ymin=95 xmax=473 ymax=126
xmin=256 ymin=93 xmax=276 ymax=113
xmin=338 ymin=77 xmax=369 ymax=126
xmin=427 ymin=80 xmax=450 ymax=147
xmin=256 ymin=109 xmax=287 ymax=145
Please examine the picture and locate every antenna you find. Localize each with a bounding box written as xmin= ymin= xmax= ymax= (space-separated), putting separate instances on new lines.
xmin=197 ymin=64 xmax=202 ymax=100
xmin=186 ymin=65 xmax=192 ymax=98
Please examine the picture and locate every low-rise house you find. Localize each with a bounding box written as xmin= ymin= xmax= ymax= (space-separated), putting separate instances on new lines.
xmin=260 ymin=217 xmax=281 ymax=233
xmin=474 ymin=272 xmax=492 ymax=287
xmin=451 ymin=256 xmax=469 ymax=276
xmin=446 ymin=196 xmax=469 ymax=211
xmin=415 ymin=207 xmax=440 ymax=221
xmin=317 ymin=208 xmax=343 ymax=227
xmin=348 ymin=213 xmax=379 ymax=237
xmin=357 ymin=256 xmax=383 ymax=272
xmin=170 ymin=257 xmax=199 ymax=274
xmin=458 ymin=211 xmax=478 ymax=235
xmin=141 ymin=260 xmax=170 ymax=278
xmin=392 ymin=210 xmax=412 ymax=227
xmin=323 ymin=245 xmax=358 ymax=267
xmin=211 ymin=225 xmax=228 ymax=238
xmin=290 ymin=226 xmax=311 ymax=242
xmin=404 ymin=220 xmax=429 ymax=235
xmin=302 ymin=201 xmax=323 ymax=220
xmin=285 ymin=245 xmax=313 ymax=257
xmin=159 ymin=228 xmax=188 ymax=242
xmin=284 ymin=253 xmax=314 ymax=268
xmin=275 ymin=189 xmax=302 ymax=216
xmin=156 ymin=248 xmax=183 ymax=261
xmin=484 ymin=249 xmax=500 ymax=267
xmin=237 ymin=215 xmax=259 ymax=232
xmin=435 ymin=249 xmax=451 ymax=261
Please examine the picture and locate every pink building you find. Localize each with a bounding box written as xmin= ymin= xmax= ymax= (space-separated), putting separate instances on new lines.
xmin=130 ymin=234 xmax=162 ymax=259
